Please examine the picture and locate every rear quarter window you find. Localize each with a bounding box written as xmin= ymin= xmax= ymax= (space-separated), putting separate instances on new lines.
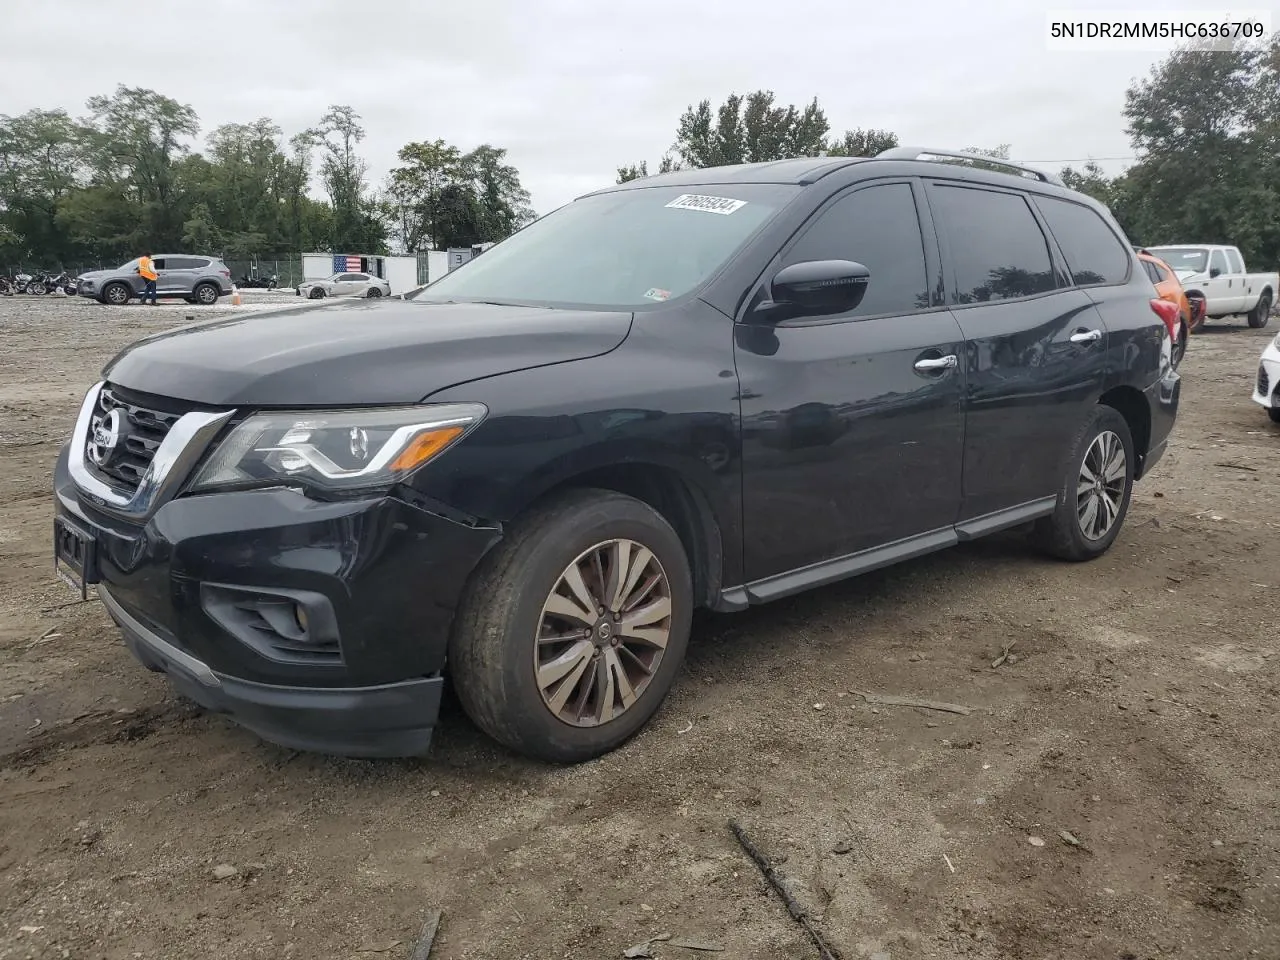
xmin=1034 ymin=196 xmax=1130 ymax=286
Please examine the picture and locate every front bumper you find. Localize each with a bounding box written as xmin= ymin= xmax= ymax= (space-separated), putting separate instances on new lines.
xmin=1251 ymin=345 xmax=1280 ymax=410
xmin=54 ymin=444 xmax=501 ymax=757
xmin=102 ymin=585 xmax=444 ymax=757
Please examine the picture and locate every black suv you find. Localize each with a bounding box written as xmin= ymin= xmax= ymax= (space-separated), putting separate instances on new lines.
xmin=52 ymin=148 xmax=1179 ymax=762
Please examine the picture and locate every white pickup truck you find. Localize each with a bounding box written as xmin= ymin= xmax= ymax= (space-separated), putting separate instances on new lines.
xmin=1146 ymin=244 xmax=1276 ymax=329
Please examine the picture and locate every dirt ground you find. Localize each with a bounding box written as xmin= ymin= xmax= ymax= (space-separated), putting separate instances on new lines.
xmin=2 ymin=292 xmax=1279 ymax=960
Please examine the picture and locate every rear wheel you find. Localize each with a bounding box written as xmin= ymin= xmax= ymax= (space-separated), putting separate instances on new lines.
xmin=449 ymin=489 xmax=693 ymax=763
xmin=1248 ymin=292 xmax=1273 ymax=329
xmin=367 ymin=287 xmax=383 ymax=298
xmin=1033 ymin=405 xmax=1135 ymax=562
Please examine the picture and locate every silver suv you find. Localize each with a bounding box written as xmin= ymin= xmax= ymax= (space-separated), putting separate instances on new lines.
xmin=76 ymin=255 xmax=234 ymax=306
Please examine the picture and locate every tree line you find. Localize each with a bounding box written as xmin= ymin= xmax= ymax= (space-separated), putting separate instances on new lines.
xmin=617 ymin=35 xmax=1280 ymax=272
xmin=0 ymin=86 xmax=536 ymax=269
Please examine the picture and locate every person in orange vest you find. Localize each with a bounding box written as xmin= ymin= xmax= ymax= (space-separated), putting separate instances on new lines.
xmin=137 ymin=252 xmax=158 ymax=305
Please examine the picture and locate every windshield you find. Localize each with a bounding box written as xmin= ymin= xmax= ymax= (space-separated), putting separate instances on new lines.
xmin=413 ymin=184 xmax=795 ymax=309
xmin=1149 ymin=247 xmax=1208 ymax=273
xmin=118 ymin=258 xmax=140 ymax=271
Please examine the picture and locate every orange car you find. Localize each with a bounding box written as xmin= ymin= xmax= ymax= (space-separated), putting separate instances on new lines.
xmin=1137 ymin=248 xmax=1203 ymax=365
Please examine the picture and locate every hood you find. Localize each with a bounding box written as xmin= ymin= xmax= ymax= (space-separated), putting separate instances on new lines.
xmin=1172 ymin=269 xmax=1204 ymax=283
xmin=103 ymin=298 xmax=634 ymax=407
xmin=77 ymin=268 xmax=114 ymax=280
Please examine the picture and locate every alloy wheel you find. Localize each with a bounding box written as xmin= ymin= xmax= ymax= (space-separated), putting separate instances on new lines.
xmin=534 ymin=538 xmax=672 ymax=727
xmin=1077 ymin=430 xmax=1127 ymax=541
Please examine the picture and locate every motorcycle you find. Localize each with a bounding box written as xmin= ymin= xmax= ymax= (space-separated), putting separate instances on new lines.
xmin=237 ymin=273 xmax=278 ymax=290
xmin=0 ymin=276 xmax=13 ymax=296
xmin=13 ymin=272 xmax=36 ymax=294
xmin=44 ymin=271 xmax=76 ymax=295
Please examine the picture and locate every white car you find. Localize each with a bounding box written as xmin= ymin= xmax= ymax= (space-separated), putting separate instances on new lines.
xmin=1252 ymin=334 xmax=1280 ymax=423
xmin=296 ymin=272 xmax=392 ymax=300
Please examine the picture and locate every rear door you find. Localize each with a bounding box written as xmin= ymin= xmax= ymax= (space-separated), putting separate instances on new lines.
xmin=1224 ymin=247 xmax=1250 ymax=311
xmin=926 ymin=181 xmax=1108 ymax=521
xmin=164 ymin=257 xmax=202 ymax=294
xmin=736 ymin=179 xmax=966 ymax=586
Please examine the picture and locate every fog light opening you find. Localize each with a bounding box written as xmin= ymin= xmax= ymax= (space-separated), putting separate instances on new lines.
xmin=294 ymin=604 xmax=309 ymax=636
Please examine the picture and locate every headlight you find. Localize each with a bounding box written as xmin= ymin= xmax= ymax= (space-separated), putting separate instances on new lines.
xmin=1272 ymin=331 xmax=1280 ymax=350
xmin=188 ymin=403 xmax=486 ymax=494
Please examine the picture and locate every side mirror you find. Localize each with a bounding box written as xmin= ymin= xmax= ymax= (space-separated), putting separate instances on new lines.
xmin=758 ymin=260 xmax=870 ymax=320
xmin=1209 ymin=267 xmax=1221 ymax=278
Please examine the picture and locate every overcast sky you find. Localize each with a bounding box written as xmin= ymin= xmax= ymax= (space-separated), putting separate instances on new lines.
xmin=3 ymin=0 xmax=1216 ymax=216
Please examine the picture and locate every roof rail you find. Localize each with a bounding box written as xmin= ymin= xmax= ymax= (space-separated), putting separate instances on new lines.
xmin=876 ymin=146 xmax=1064 ymax=186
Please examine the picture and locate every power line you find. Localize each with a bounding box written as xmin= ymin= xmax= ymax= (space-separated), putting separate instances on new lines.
xmin=1014 ymin=156 xmax=1137 ymax=163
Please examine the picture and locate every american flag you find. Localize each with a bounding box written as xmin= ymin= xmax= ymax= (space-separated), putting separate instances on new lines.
xmin=333 ymin=255 xmax=363 ymax=272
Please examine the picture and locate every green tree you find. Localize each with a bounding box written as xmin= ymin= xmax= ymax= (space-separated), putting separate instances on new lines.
xmin=826 ymin=128 xmax=899 ymax=157
xmin=673 ymin=90 xmax=831 ymax=168
xmin=385 ymin=139 xmax=465 ymax=251
xmin=464 ymin=143 xmax=535 ymax=240
xmin=82 ymin=85 xmax=200 ymax=250
xmin=309 ymin=105 xmax=384 ymax=252
xmin=0 ymin=109 xmax=87 ymax=264
xmin=1116 ymin=35 xmax=1279 ymax=265
xmin=616 ymin=161 xmax=648 ymax=183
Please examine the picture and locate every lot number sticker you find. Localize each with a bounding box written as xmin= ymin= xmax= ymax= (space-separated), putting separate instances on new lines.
xmin=665 ymin=194 xmax=747 ymax=215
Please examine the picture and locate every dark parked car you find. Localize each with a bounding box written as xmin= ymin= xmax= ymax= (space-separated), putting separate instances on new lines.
xmin=76 ymin=255 xmax=233 ymax=305
xmin=52 ymin=148 xmax=1179 ymax=763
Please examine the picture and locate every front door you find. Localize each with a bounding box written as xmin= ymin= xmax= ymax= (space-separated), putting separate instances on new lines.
xmin=926 ymin=181 xmax=1110 ymax=520
xmin=736 ymin=180 xmax=965 ymax=591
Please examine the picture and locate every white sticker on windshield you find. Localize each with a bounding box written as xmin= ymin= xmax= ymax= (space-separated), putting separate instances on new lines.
xmin=665 ymin=194 xmax=747 ymax=215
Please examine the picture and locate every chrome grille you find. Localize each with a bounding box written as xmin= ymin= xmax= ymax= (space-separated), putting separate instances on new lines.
xmin=87 ymin=385 xmax=196 ymax=492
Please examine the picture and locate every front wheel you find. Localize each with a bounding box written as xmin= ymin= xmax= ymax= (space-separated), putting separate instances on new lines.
xmin=1248 ymin=292 xmax=1273 ymax=329
xmin=1268 ymin=408 xmax=1280 ymax=424
xmin=102 ymin=282 xmax=131 ymax=306
xmin=308 ymin=287 xmax=326 ymax=299
xmin=1033 ymin=405 xmax=1135 ymax=562
xmin=449 ymin=489 xmax=693 ymax=763
xmin=193 ymin=283 xmax=219 ymax=305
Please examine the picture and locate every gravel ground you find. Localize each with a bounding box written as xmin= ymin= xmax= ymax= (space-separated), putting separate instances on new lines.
xmin=2 ymin=293 xmax=1280 ymax=960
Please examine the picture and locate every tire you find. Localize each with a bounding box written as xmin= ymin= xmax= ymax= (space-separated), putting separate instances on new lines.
xmin=308 ymin=287 xmax=326 ymax=299
xmin=449 ymin=488 xmax=693 ymax=763
xmin=1187 ymin=294 xmax=1206 ymax=332
xmin=102 ymin=282 xmax=131 ymax=306
xmin=193 ymin=282 xmax=219 ymax=305
xmin=1033 ymin=405 xmax=1135 ymax=562
xmin=25 ymin=281 xmax=45 ymax=295
xmin=367 ymin=287 xmax=383 ymax=298
xmin=1171 ymin=321 xmax=1188 ymax=368
xmin=1248 ymin=292 xmax=1272 ymax=329
xmin=1269 ymin=408 xmax=1280 ymax=424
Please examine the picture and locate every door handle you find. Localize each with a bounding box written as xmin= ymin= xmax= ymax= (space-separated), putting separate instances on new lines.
xmin=914 ymin=355 xmax=957 ymax=372
xmin=1070 ymin=329 xmax=1103 ymax=344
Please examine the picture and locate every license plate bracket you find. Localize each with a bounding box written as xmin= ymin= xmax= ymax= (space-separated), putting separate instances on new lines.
xmin=53 ymin=516 xmax=100 ymax=600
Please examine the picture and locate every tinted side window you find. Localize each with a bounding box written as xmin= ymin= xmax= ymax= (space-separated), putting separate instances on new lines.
xmin=338 ymin=273 xmax=362 ymax=281
xmin=151 ymin=258 xmax=167 ymax=270
xmin=1034 ymin=196 xmax=1130 ymax=285
xmin=931 ymin=186 xmax=1058 ymax=303
xmin=169 ymin=257 xmax=202 ymax=270
xmin=1210 ymin=249 xmax=1229 ymax=276
xmin=1225 ymin=249 xmax=1244 ymax=274
xmin=1141 ymin=261 xmax=1162 ymax=284
xmin=784 ymin=183 xmax=929 ymax=316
